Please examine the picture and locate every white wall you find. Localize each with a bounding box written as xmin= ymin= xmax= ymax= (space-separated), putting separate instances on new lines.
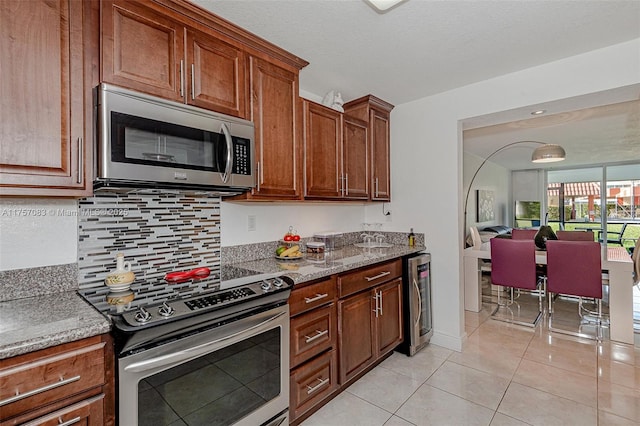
xmin=220 ymin=201 xmax=365 ymax=245
xmin=366 ymin=38 xmax=640 ymax=350
xmin=463 ymin=152 xmax=510 ymax=231
xmin=0 ymin=199 xmax=78 ymax=270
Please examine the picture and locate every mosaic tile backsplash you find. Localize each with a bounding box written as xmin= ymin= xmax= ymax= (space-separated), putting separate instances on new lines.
xmin=78 ymin=192 xmax=221 ymax=290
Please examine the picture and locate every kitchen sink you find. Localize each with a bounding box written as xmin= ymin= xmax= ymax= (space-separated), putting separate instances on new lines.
xmin=354 ymin=242 xmax=393 ymax=248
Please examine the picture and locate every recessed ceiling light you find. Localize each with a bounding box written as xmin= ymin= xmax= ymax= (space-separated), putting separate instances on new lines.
xmin=531 ymin=109 xmax=546 ymax=115
xmin=364 ymin=0 xmax=407 ymax=13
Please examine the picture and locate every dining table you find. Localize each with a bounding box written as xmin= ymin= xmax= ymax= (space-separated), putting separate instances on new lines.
xmin=463 ymin=242 xmax=635 ymax=344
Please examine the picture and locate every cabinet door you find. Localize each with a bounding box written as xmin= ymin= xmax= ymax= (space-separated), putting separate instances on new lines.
xmin=186 ymin=28 xmax=246 ymax=118
xmin=248 ymin=56 xmax=302 ymax=199
xmin=370 ymin=108 xmax=391 ymax=201
xmin=304 ymin=101 xmax=343 ymax=199
xmin=343 ymin=116 xmax=369 ymax=200
xmin=375 ymin=278 xmax=403 ymax=356
xmin=0 ymin=0 xmax=92 ymax=196
xmin=102 ymin=0 xmax=184 ymax=102
xmin=338 ymin=291 xmax=375 ymax=384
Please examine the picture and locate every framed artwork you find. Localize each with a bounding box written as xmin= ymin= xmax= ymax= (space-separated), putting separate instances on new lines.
xmin=476 ymin=189 xmax=495 ymax=222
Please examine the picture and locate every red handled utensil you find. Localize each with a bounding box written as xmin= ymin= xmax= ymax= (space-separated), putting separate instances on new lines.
xmin=165 ymin=267 xmax=211 ymax=283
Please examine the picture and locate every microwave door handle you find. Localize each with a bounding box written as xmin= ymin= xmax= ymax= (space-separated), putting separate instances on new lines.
xmin=220 ymin=123 xmax=233 ymax=183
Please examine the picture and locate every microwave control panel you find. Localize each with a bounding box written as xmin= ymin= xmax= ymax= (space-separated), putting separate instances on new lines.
xmin=232 ymin=138 xmax=251 ymax=175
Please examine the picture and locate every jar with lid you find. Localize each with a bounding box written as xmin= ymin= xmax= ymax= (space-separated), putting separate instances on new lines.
xmin=306 ymin=241 xmax=326 ymax=262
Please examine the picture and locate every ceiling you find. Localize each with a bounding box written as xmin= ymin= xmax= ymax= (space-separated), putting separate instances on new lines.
xmin=191 ymin=0 xmax=640 ymax=169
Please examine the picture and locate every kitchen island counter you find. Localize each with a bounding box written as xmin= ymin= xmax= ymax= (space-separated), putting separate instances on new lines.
xmin=0 ymin=291 xmax=111 ymax=359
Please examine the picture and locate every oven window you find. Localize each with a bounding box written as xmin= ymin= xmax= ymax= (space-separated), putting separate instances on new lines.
xmin=137 ymin=328 xmax=281 ymax=426
xmin=111 ymin=112 xmax=226 ymax=172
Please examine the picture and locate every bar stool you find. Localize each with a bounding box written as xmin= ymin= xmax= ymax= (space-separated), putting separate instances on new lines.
xmin=546 ymin=240 xmax=605 ymax=340
xmin=490 ymin=238 xmax=542 ymax=327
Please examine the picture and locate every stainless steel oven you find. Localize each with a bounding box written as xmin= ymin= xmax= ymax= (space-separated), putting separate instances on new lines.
xmin=398 ymin=253 xmax=433 ymax=356
xmin=79 ymin=270 xmax=292 ymax=426
xmin=119 ymin=304 xmax=289 ymax=426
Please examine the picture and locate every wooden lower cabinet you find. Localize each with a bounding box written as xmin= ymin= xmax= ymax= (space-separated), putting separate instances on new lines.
xmin=337 ymin=290 xmax=375 ymax=383
xmin=289 ymin=260 xmax=404 ymax=424
xmin=290 ymin=304 xmax=337 ymax=368
xmin=0 ymin=335 xmax=113 ymax=426
xmin=289 ymin=349 xmax=338 ymax=422
xmin=376 ymin=278 xmax=404 ymax=357
xmin=338 ymin=278 xmax=403 ymax=384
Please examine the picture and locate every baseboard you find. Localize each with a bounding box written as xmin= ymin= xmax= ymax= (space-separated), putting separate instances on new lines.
xmin=430 ymin=330 xmax=463 ymax=351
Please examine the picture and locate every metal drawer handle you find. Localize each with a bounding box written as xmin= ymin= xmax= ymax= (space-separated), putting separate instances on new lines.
xmin=304 ymin=293 xmax=328 ymax=304
xmin=58 ymin=416 xmax=82 ymax=426
xmin=304 ymin=329 xmax=328 ymax=343
xmin=306 ymin=377 xmax=330 ymax=395
xmin=0 ymin=375 xmax=81 ymax=407
xmin=365 ymin=271 xmax=391 ymax=282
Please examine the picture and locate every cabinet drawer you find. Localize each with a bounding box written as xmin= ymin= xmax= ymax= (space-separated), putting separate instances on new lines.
xmin=289 ymin=277 xmax=336 ymax=316
xmin=290 ymin=304 xmax=337 ymax=368
xmin=338 ymin=259 xmax=401 ymax=298
xmin=5 ymin=394 xmax=104 ymax=426
xmin=0 ymin=341 xmax=105 ymax=421
xmin=290 ymin=349 xmax=338 ymax=422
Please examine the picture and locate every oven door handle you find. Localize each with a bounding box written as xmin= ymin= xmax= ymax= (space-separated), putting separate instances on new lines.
xmin=221 ymin=122 xmax=233 ymax=183
xmin=123 ymin=311 xmax=286 ymax=373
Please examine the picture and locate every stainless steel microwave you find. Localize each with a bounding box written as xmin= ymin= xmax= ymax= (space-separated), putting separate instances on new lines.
xmin=95 ymin=84 xmax=254 ymax=194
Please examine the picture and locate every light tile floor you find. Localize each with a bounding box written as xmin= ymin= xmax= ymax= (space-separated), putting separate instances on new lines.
xmin=301 ymin=303 xmax=640 ymax=426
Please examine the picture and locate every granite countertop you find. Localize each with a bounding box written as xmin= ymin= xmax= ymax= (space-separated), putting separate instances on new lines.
xmin=0 ymin=291 xmax=111 ymax=359
xmin=230 ymin=244 xmax=426 ymax=285
xmin=0 ymin=243 xmax=425 ymax=360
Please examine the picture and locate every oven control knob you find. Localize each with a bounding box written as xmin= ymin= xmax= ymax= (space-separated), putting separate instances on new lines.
xmin=273 ymin=277 xmax=284 ymax=288
xmin=260 ymin=280 xmax=272 ymax=291
xmin=158 ymin=302 xmax=175 ymax=317
xmin=134 ymin=306 xmax=152 ymax=323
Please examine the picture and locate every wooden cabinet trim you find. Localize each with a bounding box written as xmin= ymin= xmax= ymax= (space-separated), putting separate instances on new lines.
xmin=153 ymin=0 xmax=309 ymax=70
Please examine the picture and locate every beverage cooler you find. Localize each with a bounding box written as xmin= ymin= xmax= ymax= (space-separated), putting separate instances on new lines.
xmin=397 ymin=253 xmax=433 ymax=356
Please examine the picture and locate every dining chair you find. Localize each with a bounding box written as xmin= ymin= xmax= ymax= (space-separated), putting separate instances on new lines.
xmin=546 ymin=240 xmax=605 ymax=340
xmin=556 ymin=230 xmax=594 ymax=241
xmin=511 ymin=228 xmax=537 ymax=240
xmin=490 ymin=238 xmax=542 ymax=327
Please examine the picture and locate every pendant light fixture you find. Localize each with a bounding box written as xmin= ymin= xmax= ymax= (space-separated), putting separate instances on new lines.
xmin=463 ymin=141 xmax=566 ymax=244
xmin=531 ymin=143 xmax=566 ymax=163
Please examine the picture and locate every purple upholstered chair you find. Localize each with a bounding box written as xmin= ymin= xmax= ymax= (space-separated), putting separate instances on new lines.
xmin=511 ymin=228 xmax=538 ymax=240
xmin=490 ymin=238 xmax=542 ymax=326
xmin=556 ymin=230 xmax=594 ymax=241
xmin=546 ymin=240 xmax=604 ymax=339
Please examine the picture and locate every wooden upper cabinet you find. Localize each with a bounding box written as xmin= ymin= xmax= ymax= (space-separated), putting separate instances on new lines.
xmin=102 ymin=0 xmax=185 ymax=102
xmin=343 ymin=116 xmax=369 ymax=200
xmin=244 ymin=56 xmax=302 ymax=199
xmin=186 ymin=28 xmax=246 ymax=117
xmin=0 ymin=0 xmax=96 ymax=196
xmin=303 ymin=100 xmax=368 ymax=201
xmin=101 ymin=0 xmax=247 ymax=117
xmin=304 ymin=101 xmax=343 ymax=199
xmin=370 ymin=109 xmax=391 ymax=201
xmin=343 ymin=95 xmax=394 ymax=202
